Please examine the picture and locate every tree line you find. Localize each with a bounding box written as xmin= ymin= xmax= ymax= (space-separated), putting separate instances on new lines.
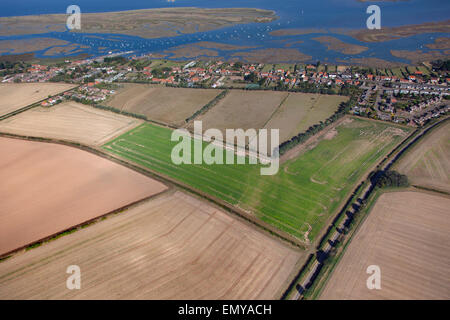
xmin=185 ymin=90 xmax=229 ymax=123
xmin=93 ymin=104 xmax=148 ymax=120
xmin=278 ymin=94 xmax=358 ymax=155
xmin=371 ymin=170 xmax=409 ymax=189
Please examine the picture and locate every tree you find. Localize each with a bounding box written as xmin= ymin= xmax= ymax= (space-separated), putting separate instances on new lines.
xmin=258 ymin=77 xmax=267 ymax=86
xmin=151 ymin=68 xmax=163 ymax=78
xmin=244 ymin=72 xmax=258 ymax=83
xmin=233 ymin=62 xmax=243 ymax=70
xmin=431 ymin=59 xmax=450 ymax=72
xmin=373 ymin=170 xmax=409 ymax=188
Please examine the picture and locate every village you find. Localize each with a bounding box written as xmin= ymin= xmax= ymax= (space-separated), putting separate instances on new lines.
xmin=1 ymin=52 xmax=449 ymax=127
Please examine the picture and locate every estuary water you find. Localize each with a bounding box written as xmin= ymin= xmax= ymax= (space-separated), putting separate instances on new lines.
xmin=1 ymin=0 xmax=449 ymax=64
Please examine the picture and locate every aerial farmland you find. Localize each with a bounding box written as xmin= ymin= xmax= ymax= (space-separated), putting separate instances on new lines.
xmin=312 ymin=118 xmax=450 ymax=300
xmin=264 ymin=93 xmax=348 ymax=143
xmin=0 ymin=79 xmax=438 ymax=303
xmin=189 ymin=90 xmax=289 ymax=132
xmin=0 ymin=0 xmax=449 ymax=307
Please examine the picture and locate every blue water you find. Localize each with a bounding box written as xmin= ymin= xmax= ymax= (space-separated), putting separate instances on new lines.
xmin=2 ymin=0 xmax=449 ymax=28
xmin=1 ymin=0 xmax=449 ymax=63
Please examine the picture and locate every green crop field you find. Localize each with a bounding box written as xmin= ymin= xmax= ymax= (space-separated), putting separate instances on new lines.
xmin=103 ymin=117 xmax=411 ymax=243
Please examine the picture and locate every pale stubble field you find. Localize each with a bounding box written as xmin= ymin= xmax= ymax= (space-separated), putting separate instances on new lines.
xmin=0 ymin=83 xmax=76 ymax=116
xmin=320 ymin=191 xmax=450 ymax=300
xmin=0 ymin=101 xmax=141 ymax=146
xmin=394 ymin=121 xmax=450 ymax=193
xmin=106 ymin=84 xmax=222 ymax=126
xmin=0 ymin=191 xmax=302 ymax=300
xmin=189 ymin=90 xmax=347 ymax=143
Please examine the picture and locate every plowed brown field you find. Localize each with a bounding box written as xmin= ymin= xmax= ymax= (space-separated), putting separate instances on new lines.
xmin=0 ymin=137 xmax=167 ymax=256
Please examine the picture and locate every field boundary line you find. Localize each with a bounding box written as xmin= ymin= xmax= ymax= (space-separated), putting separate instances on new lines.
xmin=184 ymin=89 xmax=229 ymax=125
xmin=0 ymin=184 xmax=169 ymax=261
xmin=260 ymin=92 xmax=290 ymax=129
xmin=88 ymin=103 xmax=179 ymax=130
xmin=411 ymin=184 xmax=450 ymax=196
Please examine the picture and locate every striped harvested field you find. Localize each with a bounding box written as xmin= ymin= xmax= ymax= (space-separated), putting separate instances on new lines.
xmin=0 ymin=101 xmax=141 ymax=146
xmin=0 ymin=191 xmax=301 ymax=299
xmin=320 ymin=191 xmax=450 ymax=300
xmin=106 ymin=84 xmax=222 ymax=127
xmin=0 ymin=83 xmax=75 ymax=117
xmin=395 ymin=121 xmax=450 ymax=193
